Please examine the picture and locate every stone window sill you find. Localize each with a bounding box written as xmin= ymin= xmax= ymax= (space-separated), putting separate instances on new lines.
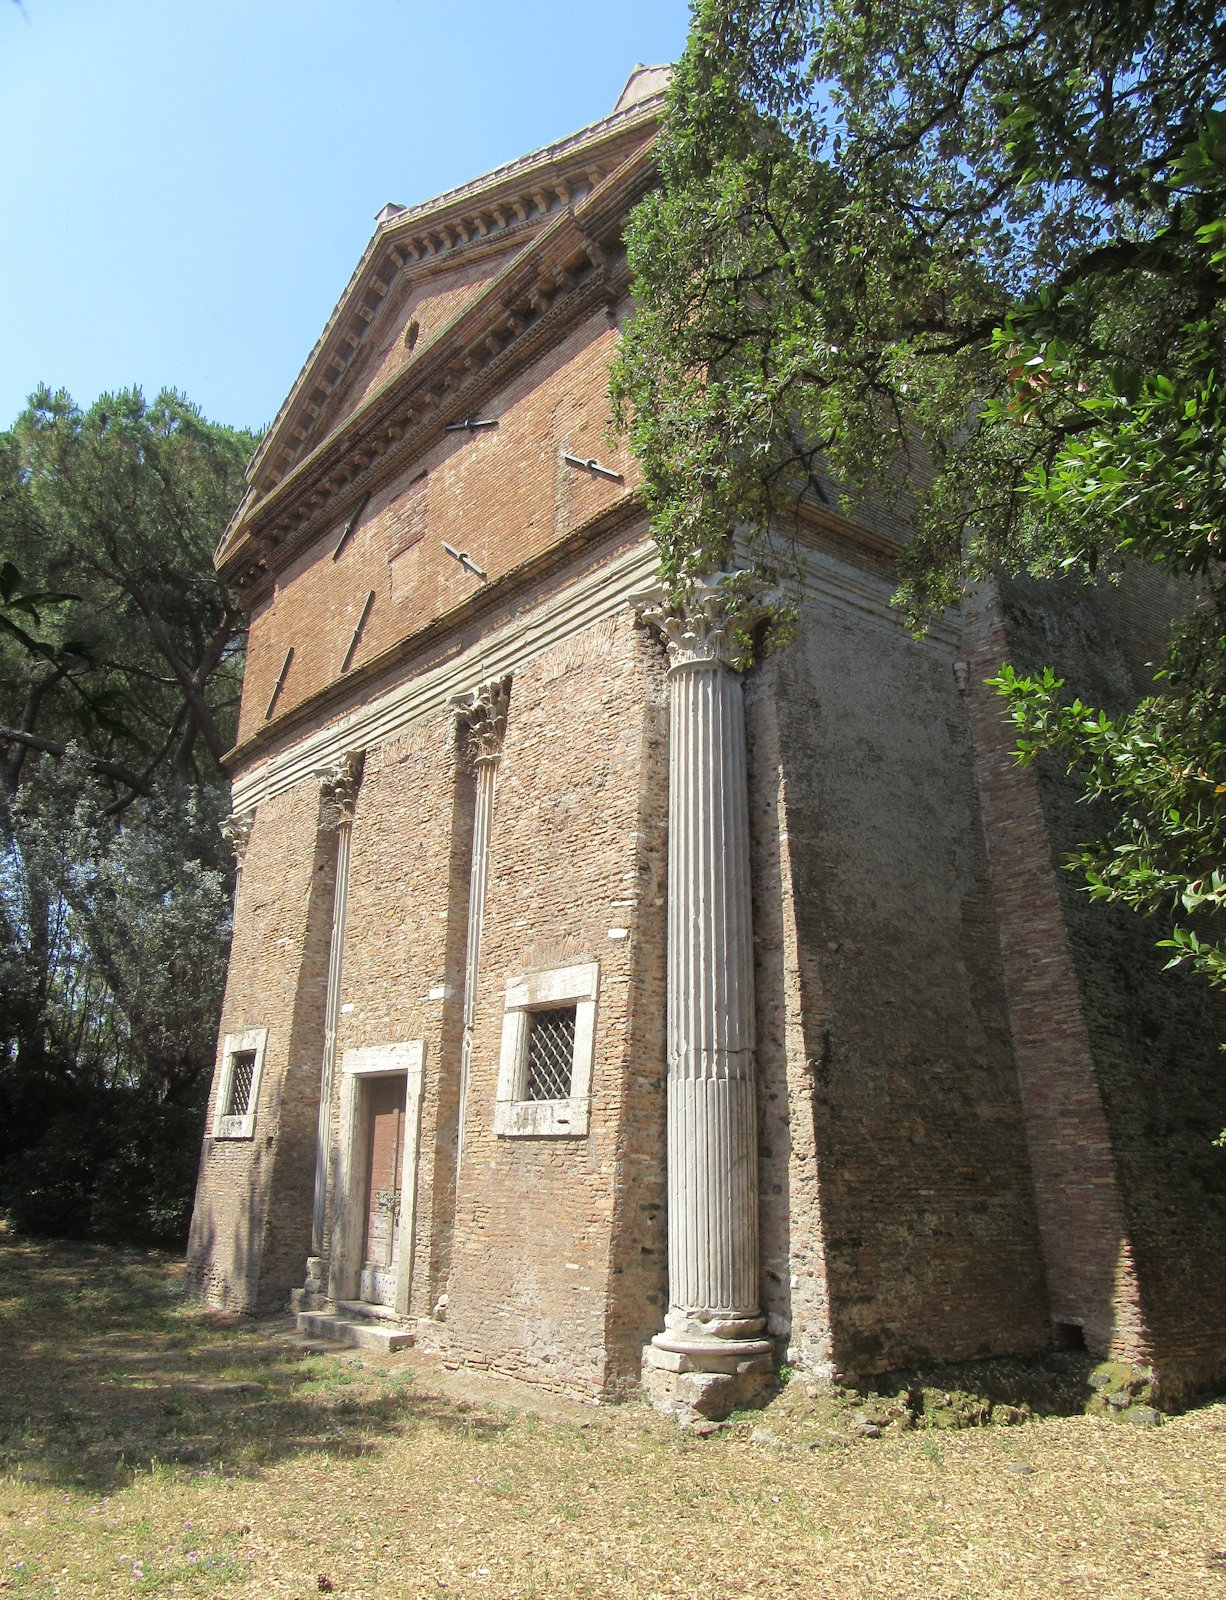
xmin=493 ymin=1095 xmax=591 ymax=1138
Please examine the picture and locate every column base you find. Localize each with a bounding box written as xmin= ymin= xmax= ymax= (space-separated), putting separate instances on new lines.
xmin=647 ymin=1335 xmax=773 ymax=1375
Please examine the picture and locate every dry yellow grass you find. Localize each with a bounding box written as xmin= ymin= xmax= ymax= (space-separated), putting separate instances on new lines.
xmin=1 ymin=1235 xmax=1224 ymax=1599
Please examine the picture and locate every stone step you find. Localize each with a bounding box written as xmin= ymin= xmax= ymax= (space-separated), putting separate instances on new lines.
xmin=337 ymin=1298 xmax=401 ymax=1324
xmin=295 ymin=1310 xmax=415 ymax=1354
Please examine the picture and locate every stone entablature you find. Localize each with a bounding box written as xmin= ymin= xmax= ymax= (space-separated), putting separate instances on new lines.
xmin=227 ymin=534 xmax=661 ymax=812
xmin=226 ymin=509 xmax=956 ymax=816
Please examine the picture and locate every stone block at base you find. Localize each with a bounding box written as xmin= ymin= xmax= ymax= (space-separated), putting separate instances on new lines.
xmin=641 ymin=1356 xmax=775 ymax=1420
xmin=410 ymin=1316 xmax=452 ymax=1355
xmin=289 ymin=1287 xmax=330 ymax=1314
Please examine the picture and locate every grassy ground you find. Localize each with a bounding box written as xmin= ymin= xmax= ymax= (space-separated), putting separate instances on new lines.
xmin=1 ymin=1234 xmax=1224 ymax=1599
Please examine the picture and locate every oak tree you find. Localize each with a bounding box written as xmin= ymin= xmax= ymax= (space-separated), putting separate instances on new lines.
xmin=613 ymin=0 xmax=1226 ymax=994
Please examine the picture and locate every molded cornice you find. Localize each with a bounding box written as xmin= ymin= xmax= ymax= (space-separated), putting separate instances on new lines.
xmin=222 ymin=493 xmax=648 ymax=774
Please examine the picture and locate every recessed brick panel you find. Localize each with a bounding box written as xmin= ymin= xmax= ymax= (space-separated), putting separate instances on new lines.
xmin=442 ymin=614 xmax=668 ymax=1398
xmin=750 ymin=596 xmax=1050 ymax=1377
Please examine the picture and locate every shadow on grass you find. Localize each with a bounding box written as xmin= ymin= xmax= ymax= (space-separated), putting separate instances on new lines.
xmin=0 ymin=1231 xmax=508 ymax=1492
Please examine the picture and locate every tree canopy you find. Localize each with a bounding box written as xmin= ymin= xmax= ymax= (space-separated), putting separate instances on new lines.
xmin=612 ymin=0 xmax=1226 ymax=997
xmin=0 ymin=388 xmax=257 ymax=1241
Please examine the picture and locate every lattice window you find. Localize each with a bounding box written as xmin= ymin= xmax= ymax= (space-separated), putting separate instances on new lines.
xmin=213 ymin=1028 xmax=268 ymax=1139
xmin=495 ymin=965 xmax=597 ymax=1138
xmin=525 ymin=1007 xmax=577 ymax=1102
xmin=225 ymin=1051 xmax=256 ymax=1117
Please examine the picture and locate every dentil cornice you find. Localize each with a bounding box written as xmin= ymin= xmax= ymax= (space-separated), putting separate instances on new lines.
xmin=216 ymin=117 xmax=662 ymax=600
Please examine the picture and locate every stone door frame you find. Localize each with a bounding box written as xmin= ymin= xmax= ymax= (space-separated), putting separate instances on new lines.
xmin=329 ymin=1041 xmax=425 ymax=1318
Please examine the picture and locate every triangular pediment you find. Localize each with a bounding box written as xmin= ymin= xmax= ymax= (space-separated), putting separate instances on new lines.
xmin=306 ymin=248 xmax=521 ymax=453
xmin=239 ymin=86 xmax=667 ymax=525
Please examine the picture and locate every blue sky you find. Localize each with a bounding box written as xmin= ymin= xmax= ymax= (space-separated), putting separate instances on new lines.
xmin=0 ymin=0 xmax=691 ymax=434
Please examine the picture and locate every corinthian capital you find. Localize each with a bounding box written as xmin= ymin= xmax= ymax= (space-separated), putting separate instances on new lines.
xmin=317 ymin=750 xmax=365 ymax=831
xmin=221 ymin=809 xmax=255 ymax=865
xmin=450 ymin=676 xmax=511 ymax=769
xmin=634 ymin=571 xmax=767 ymax=673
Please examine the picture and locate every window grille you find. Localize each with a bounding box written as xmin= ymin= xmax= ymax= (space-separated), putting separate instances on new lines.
xmin=226 ymin=1051 xmax=257 ymax=1117
xmin=525 ymin=1007 xmax=576 ymax=1101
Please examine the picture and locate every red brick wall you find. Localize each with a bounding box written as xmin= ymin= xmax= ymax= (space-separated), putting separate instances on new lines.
xmin=962 ymin=580 xmax=1139 ymax=1363
xmin=973 ymin=573 xmax=1226 ymax=1398
xmin=237 ymin=309 xmax=637 ymax=746
xmin=194 ymin=555 xmax=1224 ymax=1403
xmin=757 ymin=593 xmax=1051 ymax=1378
xmin=324 ymin=712 xmax=471 ymax=1315
xmin=746 ymin=663 xmax=836 ymax=1374
xmin=197 ymin=148 xmax=1226 ymax=1408
xmin=186 ymin=782 xmax=337 ymax=1312
xmin=345 ymin=259 xmax=507 ymax=419
xmin=442 ymin=613 xmax=668 ymax=1398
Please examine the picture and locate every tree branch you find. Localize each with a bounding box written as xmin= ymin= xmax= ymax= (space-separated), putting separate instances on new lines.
xmin=0 ymin=728 xmax=152 ymax=794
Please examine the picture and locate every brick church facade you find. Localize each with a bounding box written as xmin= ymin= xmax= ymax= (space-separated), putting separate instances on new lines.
xmin=186 ymin=67 xmax=1226 ymax=1414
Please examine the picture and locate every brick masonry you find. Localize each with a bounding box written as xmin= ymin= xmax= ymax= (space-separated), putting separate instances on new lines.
xmin=186 ymin=86 xmax=1226 ymax=1405
xmin=236 ymin=312 xmax=636 ymax=748
xmin=751 ymin=595 xmax=1051 ymax=1378
xmin=186 ymin=782 xmax=337 ymax=1312
xmin=440 ymin=615 xmax=669 ymax=1399
xmin=323 ymin=712 xmax=471 ymax=1316
xmin=965 ymin=574 xmax=1226 ymax=1400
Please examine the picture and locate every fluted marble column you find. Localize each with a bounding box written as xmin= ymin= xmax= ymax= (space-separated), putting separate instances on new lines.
xmin=640 ymin=577 xmax=772 ymax=1394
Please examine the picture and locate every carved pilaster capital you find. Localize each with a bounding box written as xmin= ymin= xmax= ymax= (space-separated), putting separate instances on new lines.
xmin=633 ymin=571 xmax=769 ymax=674
xmin=220 ymin=809 xmax=255 ymax=865
xmin=449 ymin=676 xmax=511 ymax=769
xmin=317 ymin=750 xmax=365 ymax=831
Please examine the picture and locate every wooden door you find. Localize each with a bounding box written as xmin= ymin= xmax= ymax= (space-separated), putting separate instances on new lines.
xmin=359 ymin=1074 xmax=406 ymax=1306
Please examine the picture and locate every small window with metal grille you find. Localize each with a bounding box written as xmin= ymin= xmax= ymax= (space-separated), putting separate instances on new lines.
xmin=225 ymin=1051 xmax=257 ymax=1118
xmin=494 ymin=964 xmax=597 ymax=1137
xmin=213 ymin=1027 xmax=268 ymax=1139
xmin=525 ymin=1006 xmax=577 ymax=1102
